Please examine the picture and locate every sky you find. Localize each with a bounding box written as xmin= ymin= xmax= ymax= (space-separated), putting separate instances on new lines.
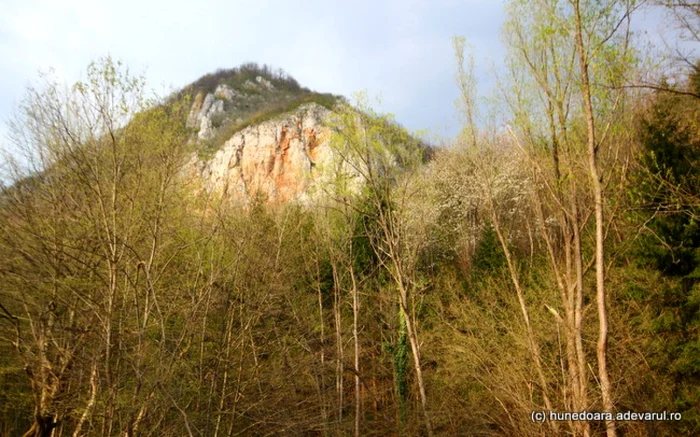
xmin=0 ymin=0 xmax=506 ymax=145
xmin=0 ymin=0 xmax=685 ymax=155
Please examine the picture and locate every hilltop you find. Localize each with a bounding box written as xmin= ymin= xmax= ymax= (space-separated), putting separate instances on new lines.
xmin=176 ymin=63 xmax=342 ymax=157
xmin=169 ymin=63 xmax=427 ymax=204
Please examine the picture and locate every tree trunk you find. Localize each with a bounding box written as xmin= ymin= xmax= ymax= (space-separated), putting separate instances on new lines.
xmin=22 ymin=414 xmax=57 ymax=437
xmin=490 ymin=208 xmax=559 ymax=435
xmin=573 ymin=2 xmax=616 ymax=436
xmin=351 ymin=268 xmax=361 ymax=437
xmin=396 ymin=277 xmax=433 ymax=437
xmin=331 ymin=262 xmax=344 ymax=425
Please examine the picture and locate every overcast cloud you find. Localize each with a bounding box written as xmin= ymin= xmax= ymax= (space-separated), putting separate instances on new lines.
xmin=0 ymin=0 xmax=508 ymax=145
xmin=0 ymin=0 xmax=679 ymax=152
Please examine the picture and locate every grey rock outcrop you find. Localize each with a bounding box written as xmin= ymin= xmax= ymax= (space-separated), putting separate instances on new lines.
xmin=255 ymin=75 xmax=274 ymax=90
xmin=198 ymin=99 xmax=224 ymax=140
xmin=187 ymin=92 xmax=226 ymax=140
xmin=214 ymin=84 xmax=236 ymax=101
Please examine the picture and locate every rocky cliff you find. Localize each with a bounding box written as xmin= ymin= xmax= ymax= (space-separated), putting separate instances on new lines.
xmin=185 ymin=100 xmax=335 ymax=204
xmin=179 ymin=68 xmax=341 ymax=204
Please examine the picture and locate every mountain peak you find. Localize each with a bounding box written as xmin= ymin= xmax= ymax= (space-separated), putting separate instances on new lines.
xmin=177 ymin=64 xmax=344 ymax=204
xmin=179 ymin=64 xmax=341 ymax=152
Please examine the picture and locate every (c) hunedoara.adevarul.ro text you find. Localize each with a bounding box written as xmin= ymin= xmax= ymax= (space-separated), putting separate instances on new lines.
xmin=530 ymin=410 xmax=682 ymax=423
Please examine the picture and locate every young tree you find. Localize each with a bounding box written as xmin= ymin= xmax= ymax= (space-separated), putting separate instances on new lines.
xmin=0 ymin=57 xmax=194 ymax=436
xmin=501 ymin=1 xmax=640 ymax=435
xmin=328 ymin=97 xmax=435 ymax=436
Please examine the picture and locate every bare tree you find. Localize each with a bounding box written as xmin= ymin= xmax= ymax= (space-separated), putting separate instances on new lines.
xmin=327 ymin=97 xmax=435 ymax=436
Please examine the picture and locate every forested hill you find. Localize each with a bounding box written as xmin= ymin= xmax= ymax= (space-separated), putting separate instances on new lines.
xmin=168 ymin=63 xmax=424 ymax=205
xmin=1 ymin=2 xmax=699 ymax=437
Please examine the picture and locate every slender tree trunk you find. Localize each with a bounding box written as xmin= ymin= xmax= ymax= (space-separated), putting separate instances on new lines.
xmin=351 ymin=268 xmax=361 ymax=437
xmin=395 ymin=276 xmax=433 ymax=437
xmin=573 ymin=2 xmax=616 ymax=436
xmin=214 ymin=309 xmax=234 ymax=437
xmin=547 ymin=80 xmax=589 ymax=436
xmin=314 ymin=255 xmax=329 ymax=432
xmin=489 ymin=208 xmax=559 ymax=435
xmin=570 ymin=194 xmax=591 ymax=437
xmin=73 ymin=363 xmax=98 ymax=437
xmin=331 ymin=263 xmax=344 ymax=425
xmin=530 ymin=151 xmax=588 ymax=436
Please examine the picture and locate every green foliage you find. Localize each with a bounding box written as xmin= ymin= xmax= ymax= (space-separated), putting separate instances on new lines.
xmin=631 ymin=66 xmax=700 ymax=435
xmin=210 ymin=111 xmax=228 ymax=129
xmin=635 ymin=68 xmax=700 ymax=275
xmin=184 ymin=62 xmax=302 ymax=95
xmin=626 ymin=275 xmax=700 ymax=435
xmin=394 ymin=312 xmax=409 ymax=427
xmin=0 ymin=351 xmax=32 ymax=435
xmin=471 ymin=223 xmax=506 ymax=278
xmin=2 ymin=18 xmax=699 ymax=433
xmin=226 ymin=92 xmax=340 ymax=134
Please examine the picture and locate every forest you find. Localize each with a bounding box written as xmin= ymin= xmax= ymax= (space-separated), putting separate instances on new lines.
xmin=0 ymin=1 xmax=698 ymax=436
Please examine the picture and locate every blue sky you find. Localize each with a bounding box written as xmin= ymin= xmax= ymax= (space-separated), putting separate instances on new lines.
xmin=0 ymin=0 xmax=506 ymax=144
xmin=0 ymin=0 xmax=682 ymax=152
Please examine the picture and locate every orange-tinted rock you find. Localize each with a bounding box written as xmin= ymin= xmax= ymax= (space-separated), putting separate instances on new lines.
xmin=187 ymin=103 xmax=338 ymax=204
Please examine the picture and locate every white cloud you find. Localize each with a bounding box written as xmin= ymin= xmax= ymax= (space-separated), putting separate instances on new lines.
xmin=0 ymin=0 xmax=538 ymax=147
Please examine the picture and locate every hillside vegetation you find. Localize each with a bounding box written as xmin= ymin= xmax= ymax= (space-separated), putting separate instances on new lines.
xmin=0 ymin=2 xmax=699 ymax=437
xmin=176 ymin=62 xmax=343 ymax=159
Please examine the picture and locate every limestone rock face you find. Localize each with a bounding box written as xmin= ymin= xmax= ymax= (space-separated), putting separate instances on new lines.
xmin=255 ymin=75 xmax=274 ymax=90
xmin=199 ymin=100 xmax=224 ymax=140
xmin=187 ymin=92 xmax=226 ymax=140
xmin=214 ymin=84 xmax=237 ymax=101
xmin=186 ymin=102 xmax=337 ymax=204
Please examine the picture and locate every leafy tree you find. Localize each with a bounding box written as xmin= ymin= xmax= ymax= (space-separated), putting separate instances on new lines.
xmin=634 ymin=65 xmax=700 ymax=434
